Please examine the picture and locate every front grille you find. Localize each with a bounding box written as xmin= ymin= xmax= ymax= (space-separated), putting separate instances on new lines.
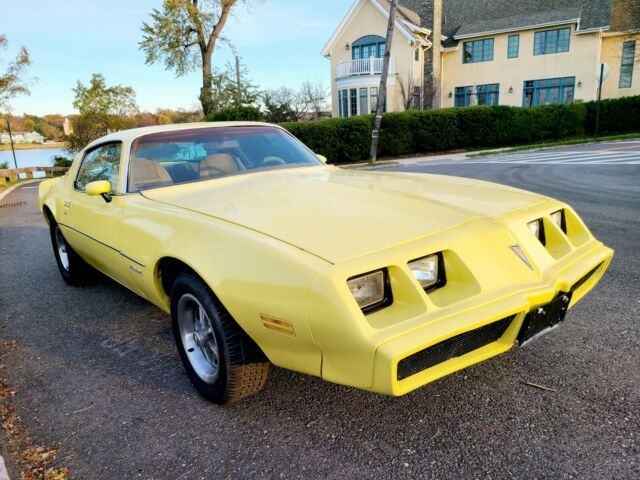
xmin=397 ymin=316 xmax=514 ymax=381
xmin=570 ymin=262 xmax=603 ymax=293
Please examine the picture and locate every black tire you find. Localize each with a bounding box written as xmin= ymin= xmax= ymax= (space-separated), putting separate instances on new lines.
xmin=170 ymin=272 xmax=270 ymax=404
xmin=49 ymin=221 xmax=93 ymax=286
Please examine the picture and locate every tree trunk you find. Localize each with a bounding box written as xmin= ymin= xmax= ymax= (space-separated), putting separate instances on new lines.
xmin=369 ymin=0 xmax=398 ymax=165
xmin=431 ymin=0 xmax=442 ymax=109
xmin=200 ymin=52 xmax=214 ymax=118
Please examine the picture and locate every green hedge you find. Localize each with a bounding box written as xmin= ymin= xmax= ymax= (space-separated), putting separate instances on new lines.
xmin=207 ymin=106 xmax=264 ymax=122
xmin=282 ymin=96 xmax=639 ymax=163
xmin=585 ymin=95 xmax=640 ymax=135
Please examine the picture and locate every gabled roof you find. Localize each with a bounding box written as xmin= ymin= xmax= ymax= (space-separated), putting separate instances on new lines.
xmin=401 ymin=0 xmax=613 ymax=46
xmin=321 ymin=0 xmax=430 ymax=56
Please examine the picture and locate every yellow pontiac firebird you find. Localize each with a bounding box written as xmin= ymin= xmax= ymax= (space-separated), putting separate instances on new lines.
xmin=39 ymin=122 xmax=613 ymax=404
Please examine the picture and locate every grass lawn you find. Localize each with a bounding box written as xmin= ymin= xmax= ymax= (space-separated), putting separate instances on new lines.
xmin=0 ymin=142 xmax=66 ymax=151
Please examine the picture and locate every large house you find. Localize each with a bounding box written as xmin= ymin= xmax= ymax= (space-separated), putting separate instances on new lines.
xmin=322 ymin=0 xmax=640 ymax=117
xmin=0 ymin=131 xmax=45 ymax=144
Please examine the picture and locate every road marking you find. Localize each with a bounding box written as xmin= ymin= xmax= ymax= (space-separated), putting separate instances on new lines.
xmin=462 ymin=149 xmax=640 ymax=165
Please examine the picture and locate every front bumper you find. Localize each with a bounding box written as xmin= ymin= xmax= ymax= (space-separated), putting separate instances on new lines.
xmin=308 ymin=204 xmax=613 ymax=396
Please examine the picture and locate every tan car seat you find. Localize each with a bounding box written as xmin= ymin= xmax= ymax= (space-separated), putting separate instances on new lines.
xmin=199 ymin=153 xmax=242 ymax=178
xmin=130 ymin=158 xmax=173 ymax=190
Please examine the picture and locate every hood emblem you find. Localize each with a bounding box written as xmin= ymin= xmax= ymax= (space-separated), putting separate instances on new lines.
xmin=510 ymin=244 xmax=533 ymax=270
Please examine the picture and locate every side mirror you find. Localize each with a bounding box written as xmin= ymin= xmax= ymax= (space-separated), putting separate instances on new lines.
xmin=85 ymin=180 xmax=112 ymax=203
xmin=316 ymin=154 xmax=328 ymax=164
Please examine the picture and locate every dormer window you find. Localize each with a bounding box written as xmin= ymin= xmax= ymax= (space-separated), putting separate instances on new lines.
xmin=352 ymin=35 xmax=386 ymax=60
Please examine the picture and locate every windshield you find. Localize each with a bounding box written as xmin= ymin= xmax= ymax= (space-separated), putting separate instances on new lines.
xmin=127 ymin=126 xmax=322 ymax=192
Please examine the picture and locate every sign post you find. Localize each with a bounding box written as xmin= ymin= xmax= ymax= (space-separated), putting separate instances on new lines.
xmin=594 ymin=63 xmax=610 ymax=138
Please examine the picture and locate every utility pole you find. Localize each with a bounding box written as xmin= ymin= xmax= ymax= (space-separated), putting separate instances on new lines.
xmin=235 ymin=56 xmax=242 ymax=107
xmin=369 ymin=0 xmax=398 ymax=165
xmin=5 ymin=120 xmax=18 ymax=169
xmin=431 ymin=0 xmax=442 ymax=109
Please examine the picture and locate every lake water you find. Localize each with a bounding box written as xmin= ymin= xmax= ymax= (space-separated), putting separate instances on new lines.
xmin=0 ymin=147 xmax=68 ymax=169
xmin=0 ymin=147 xmax=68 ymax=178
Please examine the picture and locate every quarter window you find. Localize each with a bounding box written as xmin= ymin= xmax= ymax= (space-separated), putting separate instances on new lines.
xmin=534 ymin=28 xmax=570 ymax=55
xmin=75 ymin=143 xmax=122 ymax=193
xmin=523 ymin=77 xmax=575 ymax=107
xmin=507 ymin=34 xmax=519 ymax=58
xmin=454 ymin=84 xmax=500 ymax=107
xmin=463 ymin=39 xmax=494 ymax=63
xmin=619 ymin=40 xmax=636 ymax=88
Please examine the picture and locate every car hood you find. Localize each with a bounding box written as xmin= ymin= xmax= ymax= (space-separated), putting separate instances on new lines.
xmin=141 ymin=166 xmax=547 ymax=263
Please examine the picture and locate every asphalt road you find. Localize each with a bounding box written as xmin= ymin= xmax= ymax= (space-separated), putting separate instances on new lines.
xmin=1 ymin=144 xmax=639 ymax=479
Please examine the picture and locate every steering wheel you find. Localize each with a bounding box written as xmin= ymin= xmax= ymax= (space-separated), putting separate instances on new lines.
xmin=263 ymin=156 xmax=286 ymax=167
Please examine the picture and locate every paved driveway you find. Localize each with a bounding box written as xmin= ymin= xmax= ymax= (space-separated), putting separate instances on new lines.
xmin=0 ymin=148 xmax=638 ymax=479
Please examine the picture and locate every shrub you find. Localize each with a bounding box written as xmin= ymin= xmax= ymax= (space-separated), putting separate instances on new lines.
xmin=584 ymin=95 xmax=640 ymax=135
xmin=280 ymin=99 xmax=599 ymax=163
xmin=52 ymin=155 xmax=73 ymax=168
xmin=0 ymin=160 xmax=9 ymax=169
xmin=207 ymin=106 xmax=264 ymax=122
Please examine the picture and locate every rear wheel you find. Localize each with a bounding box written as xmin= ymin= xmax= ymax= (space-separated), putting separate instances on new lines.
xmin=50 ymin=222 xmax=92 ymax=286
xmin=170 ymin=272 xmax=270 ymax=404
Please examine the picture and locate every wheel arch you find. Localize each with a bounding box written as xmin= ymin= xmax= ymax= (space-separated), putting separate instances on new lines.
xmin=155 ymin=255 xmax=269 ymax=360
xmin=42 ymin=204 xmax=55 ymax=226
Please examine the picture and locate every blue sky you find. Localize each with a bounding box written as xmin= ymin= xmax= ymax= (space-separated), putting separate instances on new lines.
xmin=3 ymin=0 xmax=351 ymax=116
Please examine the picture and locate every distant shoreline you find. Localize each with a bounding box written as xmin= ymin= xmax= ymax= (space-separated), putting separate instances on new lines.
xmin=0 ymin=142 xmax=66 ymax=152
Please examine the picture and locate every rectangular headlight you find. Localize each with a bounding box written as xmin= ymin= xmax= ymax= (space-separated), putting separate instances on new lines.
xmin=528 ymin=219 xmax=546 ymax=245
xmin=408 ymin=253 xmax=445 ymax=292
xmin=550 ymin=209 xmax=566 ymax=233
xmin=347 ymin=269 xmax=389 ymax=312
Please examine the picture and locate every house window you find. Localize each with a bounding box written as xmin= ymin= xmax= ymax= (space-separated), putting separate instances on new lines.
xmin=454 ymin=84 xmax=499 ymax=107
xmin=350 ymin=89 xmax=358 ymax=116
xmin=508 ymin=34 xmax=519 ymax=58
xmin=370 ymin=87 xmax=378 ymax=113
xmin=359 ymin=88 xmax=368 ymax=115
xmin=415 ymin=47 xmax=420 ymax=61
xmin=534 ymin=28 xmax=570 ymax=55
xmin=339 ymin=90 xmax=348 ymax=117
xmin=412 ymin=86 xmax=421 ymax=109
xmin=523 ymin=77 xmax=575 ymax=107
xmin=463 ymin=38 xmax=494 ymax=63
xmin=352 ymin=35 xmax=386 ymax=60
xmin=620 ymin=40 xmax=636 ymax=88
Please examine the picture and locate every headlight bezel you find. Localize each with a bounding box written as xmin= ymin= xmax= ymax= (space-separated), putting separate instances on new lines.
xmin=408 ymin=251 xmax=447 ymax=293
xmin=347 ymin=268 xmax=393 ymax=314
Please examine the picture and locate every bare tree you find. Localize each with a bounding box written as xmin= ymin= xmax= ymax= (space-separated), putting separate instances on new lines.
xmin=0 ymin=34 xmax=32 ymax=110
xmin=140 ymin=0 xmax=258 ymax=117
xmin=398 ymin=76 xmax=417 ymax=110
xmin=369 ymin=0 xmax=398 ymax=165
xmin=297 ymin=80 xmax=330 ymax=118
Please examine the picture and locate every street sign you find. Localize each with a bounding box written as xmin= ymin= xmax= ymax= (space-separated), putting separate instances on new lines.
xmin=596 ymin=63 xmax=610 ymax=84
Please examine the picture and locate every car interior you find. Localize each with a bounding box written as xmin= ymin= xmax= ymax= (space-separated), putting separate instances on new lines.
xmin=127 ymin=128 xmax=318 ymax=192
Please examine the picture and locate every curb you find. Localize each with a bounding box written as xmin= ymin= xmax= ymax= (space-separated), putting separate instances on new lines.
xmin=0 ymin=180 xmax=40 ymax=204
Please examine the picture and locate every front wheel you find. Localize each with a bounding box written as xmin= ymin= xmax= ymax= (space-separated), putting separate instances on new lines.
xmin=170 ymin=273 xmax=270 ymax=404
xmin=50 ymin=222 xmax=93 ymax=286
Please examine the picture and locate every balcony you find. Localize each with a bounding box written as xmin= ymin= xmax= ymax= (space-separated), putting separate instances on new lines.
xmin=336 ymin=57 xmax=396 ymax=79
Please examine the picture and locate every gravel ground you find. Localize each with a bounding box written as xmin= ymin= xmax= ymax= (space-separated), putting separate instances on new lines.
xmin=0 ymin=157 xmax=638 ymax=479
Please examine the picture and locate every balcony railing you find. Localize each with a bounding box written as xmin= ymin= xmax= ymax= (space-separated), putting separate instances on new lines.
xmin=336 ymin=57 xmax=396 ymax=79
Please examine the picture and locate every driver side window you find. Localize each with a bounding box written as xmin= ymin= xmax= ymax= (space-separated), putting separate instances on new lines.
xmin=75 ymin=143 xmax=122 ymax=193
